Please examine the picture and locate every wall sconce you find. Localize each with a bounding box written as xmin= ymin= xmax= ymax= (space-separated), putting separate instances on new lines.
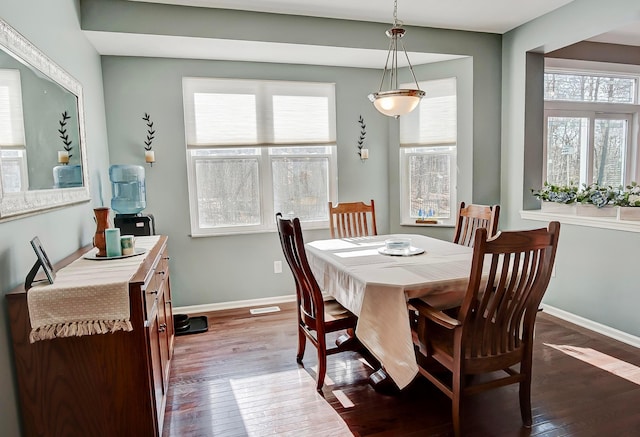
xmin=58 ymin=111 xmax=73 ymax=165
xmin=357 ymin=115 xmax=368 ymax=162
xmin=145 ymin=150 xmax=155 ymax=166
xmin=57 ymin=150 xmax=69 ymax=164
xmin=143 ymin=113 xmax=155 ymax=167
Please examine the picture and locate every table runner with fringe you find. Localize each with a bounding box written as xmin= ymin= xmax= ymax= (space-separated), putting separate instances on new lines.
xmin=27 ymin=235 xmax=160 ymax=343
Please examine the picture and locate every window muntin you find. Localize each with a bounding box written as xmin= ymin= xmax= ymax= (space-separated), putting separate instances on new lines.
xmin=400 ymin=78 xmax=457 ymax=225
xmin=183 ymin=78 xmax=337 ymax=236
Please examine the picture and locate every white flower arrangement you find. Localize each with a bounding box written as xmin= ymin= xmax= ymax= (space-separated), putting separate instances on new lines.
xmin=615 ymin=182 xmax=640 ymax=207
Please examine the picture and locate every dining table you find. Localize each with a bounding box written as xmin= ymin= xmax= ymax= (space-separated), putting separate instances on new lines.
xmin=305 ymin=233 xmax=474 ymax=390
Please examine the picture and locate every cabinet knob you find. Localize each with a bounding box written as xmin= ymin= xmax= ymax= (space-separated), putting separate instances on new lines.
xmin=159 ymin=323 xmax=167 ymax=332
xmin=148 ymin=289 xmax=158 ymax=295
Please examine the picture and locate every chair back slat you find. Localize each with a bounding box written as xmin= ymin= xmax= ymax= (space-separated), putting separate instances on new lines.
xmin=329 ymin=200 xmax=377 ymax=239
xmin=453 ymin=202 xmax=500 ymax=247
xmin=459 ymin=222 xmax=560 ymax=360
xmin=276 ymin=213 xmax=325 ymax=328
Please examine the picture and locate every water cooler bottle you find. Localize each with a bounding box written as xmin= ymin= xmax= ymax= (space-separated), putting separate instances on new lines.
xmin=109 ymin=164 xmax=155 ymax=236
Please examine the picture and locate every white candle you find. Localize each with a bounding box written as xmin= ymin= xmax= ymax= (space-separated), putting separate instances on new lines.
xmin=58 ymin=151 xmax=69 ymax=164
xmin=360 ymin=148 xmax=369 ymax=159
xmin=145 ymin=150 xmax=155 ymax=163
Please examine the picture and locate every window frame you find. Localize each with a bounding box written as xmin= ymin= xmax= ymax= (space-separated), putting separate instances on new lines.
xmin=399 ymin=77 xmax=458 ymax=226
xmin=0 ymin=69 xmax=27 ymax=193
xmin=543 ymin=65 xmax=640 ymax=187
xmin=399 ymin=145 xmax=457 ymax=226
xmin=183 ymin=77 xmax=337 ymax=237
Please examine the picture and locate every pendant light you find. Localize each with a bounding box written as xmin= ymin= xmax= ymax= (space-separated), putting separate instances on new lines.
xmin=368 ymin=0 xmax=425 ymax=118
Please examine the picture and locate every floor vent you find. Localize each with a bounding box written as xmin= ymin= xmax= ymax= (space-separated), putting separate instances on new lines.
xmin=249 ymin=306 xmax=281 ymax=315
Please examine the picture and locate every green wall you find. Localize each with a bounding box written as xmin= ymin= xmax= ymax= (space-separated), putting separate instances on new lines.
xmin=94 ymin=0 xmax=502 ymax=307
xmin=5 ymin=0 xmax=638 ymax=434
xmin=102 ymin=57 xmax=391 ymax=305
xmin=502 ymin=0 xmax=640 ymax=335
xmin=0 ymin=1 xmax=111 ymax=434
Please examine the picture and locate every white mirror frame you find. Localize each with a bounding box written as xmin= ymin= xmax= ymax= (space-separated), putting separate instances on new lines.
xmin=0 ymin=18 xmax=90 ymax=221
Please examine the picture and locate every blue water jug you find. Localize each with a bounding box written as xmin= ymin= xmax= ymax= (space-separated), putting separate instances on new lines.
xmin=109 ymin=164 xmax=146 ymax=215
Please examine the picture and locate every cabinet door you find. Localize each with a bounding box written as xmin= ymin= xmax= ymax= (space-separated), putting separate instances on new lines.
xmin=157 ymin=286 xmax=170 ymax=394
xmin=148 ymin=309 xmax=165 ymax=418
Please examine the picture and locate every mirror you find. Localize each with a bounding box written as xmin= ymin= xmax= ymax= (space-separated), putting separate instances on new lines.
xmin=0 ymin=18 xmax=89 ymax=220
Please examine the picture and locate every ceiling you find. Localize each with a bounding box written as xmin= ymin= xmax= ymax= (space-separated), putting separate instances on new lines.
xmin=85 ymin=1 xmax=640 ymax=68
xmin=129 ymin=0 xmax=575 ymax=34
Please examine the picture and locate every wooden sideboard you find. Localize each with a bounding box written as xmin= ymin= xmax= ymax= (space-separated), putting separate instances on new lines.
xmin=6 ymin=235 xmax=174 ymax=437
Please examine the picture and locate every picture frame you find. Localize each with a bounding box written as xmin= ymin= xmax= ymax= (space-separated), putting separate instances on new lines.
xmin=25 ymin=236 xmax=55 ymax=290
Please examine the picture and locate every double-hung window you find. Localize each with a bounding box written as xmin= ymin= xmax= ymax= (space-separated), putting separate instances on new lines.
xmin=183 ymin=78 xmax=337 ymax=236
xmin=399 ymin=78 xmax=457 ymax=225
xmin=543 ymin=65 xmax=640 ymax=187
xmin=0 ymin=69 xmax=27 ymax=193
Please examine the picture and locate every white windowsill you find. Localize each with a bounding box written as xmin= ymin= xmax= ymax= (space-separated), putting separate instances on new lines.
xmin=521 ymin=210 xmax=640 ymax=233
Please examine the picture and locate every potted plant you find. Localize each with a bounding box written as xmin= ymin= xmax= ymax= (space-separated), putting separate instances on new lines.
xmin=615 ymin=182 xmax=640 ymax=220
xmin=531 ymin=182 xmax=578 ymax=214
xmin=575 ymin=183 xmax=618 ymax=217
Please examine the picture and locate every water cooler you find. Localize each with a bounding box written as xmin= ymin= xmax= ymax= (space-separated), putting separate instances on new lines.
xmin=109 ymin=164 xmax=207 ymax=335
xmin=109 ymin=164 xmax=155 ymax=236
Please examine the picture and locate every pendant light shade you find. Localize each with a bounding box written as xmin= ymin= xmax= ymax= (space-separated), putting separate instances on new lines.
xmin=369 ymin=0 xmax=424 ymax=118
xmin=369 ymin=89 xmax=424 ymax=117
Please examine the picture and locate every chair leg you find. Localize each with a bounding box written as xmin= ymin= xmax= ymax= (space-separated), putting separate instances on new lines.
xmin=519 ymin=376 xmax=533 ymax=427
xmin=451 ymin=369 xmax=464 ymax=437
xmin=296 ymin=325 xmax=306 ymax=364
xmin=316 ymin=336 xmax=328 ymax=391
xmin=335 ymin=328 xmax=356 ymax=349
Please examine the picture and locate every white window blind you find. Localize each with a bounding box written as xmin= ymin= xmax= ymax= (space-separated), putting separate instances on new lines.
xmin=400 ymin=78 xmax=457 ymax=147
xmin=399 ymin=77 xmax=457 ymax=226
xmin=182 ymin=78 xmax=337 ymax=236
xmin=0 ymin=69 xmax=26 ymax=148
xmin=183 ymin=78 xmax=336 ymax=147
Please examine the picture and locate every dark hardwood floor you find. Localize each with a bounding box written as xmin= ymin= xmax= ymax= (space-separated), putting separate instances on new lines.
xmin=162 ymin=303 xmax=640 ymax=436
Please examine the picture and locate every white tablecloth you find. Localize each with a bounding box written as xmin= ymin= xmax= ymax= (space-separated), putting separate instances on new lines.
xmin=306 ymin=234 xmax=473 ymax=389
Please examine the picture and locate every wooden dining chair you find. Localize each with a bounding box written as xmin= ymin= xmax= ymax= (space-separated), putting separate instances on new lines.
xmin=452 ymin=201 xmax=500 ymax=247
xmin=275 ymin=213 xmax=359 ymax=391
xmin=409 ymin=222 xmax=560 ymax=437
xmin=328 ymin=199 xmax=377 ymax=239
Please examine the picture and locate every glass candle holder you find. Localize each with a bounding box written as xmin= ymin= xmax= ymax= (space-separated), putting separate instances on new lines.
xmin=105 ymin=228 xmax=122 ymax=257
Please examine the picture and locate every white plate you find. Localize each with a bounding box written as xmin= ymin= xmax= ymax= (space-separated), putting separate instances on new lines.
xmin=378 ymin=246 xmax=425 ymax=257
xmin=83 ymin=248 xmax=147 ymax=260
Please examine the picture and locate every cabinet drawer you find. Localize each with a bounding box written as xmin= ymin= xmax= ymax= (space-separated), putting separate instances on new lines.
xmin=144 ymin=247 xmax=170 ymax=320
xmin=144 ymin=261 xmax=161 ymax=320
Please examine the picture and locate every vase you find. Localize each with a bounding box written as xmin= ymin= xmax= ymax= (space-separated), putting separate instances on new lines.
xmin=93 ymin=207 xmax=111 ymax=257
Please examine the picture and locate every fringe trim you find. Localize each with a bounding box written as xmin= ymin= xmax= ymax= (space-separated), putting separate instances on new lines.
xmin=29 ymin=319 xmax=133 ymax=343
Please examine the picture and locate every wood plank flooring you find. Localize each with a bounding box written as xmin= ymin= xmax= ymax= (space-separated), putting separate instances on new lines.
xmin=162 ymin=303 xmax=640 ymax=436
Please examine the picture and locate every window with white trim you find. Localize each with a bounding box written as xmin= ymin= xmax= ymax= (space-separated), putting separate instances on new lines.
xmin=183 ymin=78 xmax=337 ymax=236
xmin=400 ymin=78 xmax=457 ymax=225
xmin=0 ymin=69 xmax=27 ymax=192
xmin=543 ymin=66 xmax=640 ymax=187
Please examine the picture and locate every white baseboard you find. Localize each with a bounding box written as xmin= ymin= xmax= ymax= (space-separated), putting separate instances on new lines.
xmin=542 ymin=304 xmax=640 ymax=349
xmin=174 ymin=294 xmax=296 ymax=314
xmin=174 ymin=299 xmax=640 ymax=350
